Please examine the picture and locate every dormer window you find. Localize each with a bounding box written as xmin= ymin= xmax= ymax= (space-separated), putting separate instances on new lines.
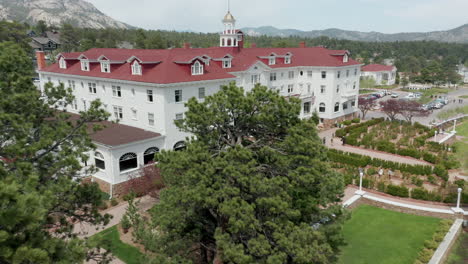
xmin=101 ymin=61 xmax=110 ymax=73
xmin=269 ymin=57 xmax=276 ymax=65
xmin=343 ymin=54 xmax=349 ymax=63
xmin=131 ymin=61 xmax=142 ymax=75
xmin=223 ymin=59 xmax=231 ymax=68
xmin=191 ymin=61 xmax=203 ymax=75
xmin=80 ymin=60 xmax=89 ymax=71
xmin=58 ymin=57 xmax=66 ymax=69
xmin=285 ymin=56 xmax=291 ymax=64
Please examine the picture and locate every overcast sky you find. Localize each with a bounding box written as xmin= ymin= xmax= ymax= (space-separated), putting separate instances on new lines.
xmin=87 ymin=0 xmax=468 ymax=33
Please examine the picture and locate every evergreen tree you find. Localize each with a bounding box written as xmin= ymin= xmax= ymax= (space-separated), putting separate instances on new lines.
xmin=0 ymin=42 xmax=112 ymax=263
xmin=139 ymin=83 xmax=346 ymax=264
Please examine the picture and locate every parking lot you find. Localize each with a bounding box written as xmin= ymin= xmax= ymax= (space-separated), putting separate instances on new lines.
xmin=363 ymin=87 xmax=468 ymax=125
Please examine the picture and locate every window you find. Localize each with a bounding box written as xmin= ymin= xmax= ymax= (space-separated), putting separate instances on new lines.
xmin=173 ymin=141 xmax=186 ymax=151
xmin=353 ymin=82 xmax=356 ymax=89
xmin=337 ymin=71 xmax=341 ymax=79
xmin=88 ymin=83 xmax=97 ymax=94
xmin=131 ymin=108 xmax=137 ymax=120
xmin=287 ymin=84 xmax=294 ymax=93
xmin=175 ymin=113 xmax=183 ymax=120
xmin=113 ymin=106 xmax=123 ymax=120
xmin=319 ymin=103 xmax=326 ymax=113
xmin=191 ymin=61 xmax=203 ymax=75
xmin=131 ymin=61 xmax=142 ymax=75
xmin=148 ymin=113 xmax=155 ymax=126
xmin=112 ymin=86 xmax=122 ymax=97
xmin=144 ymin=147 xmax=159 ymax=164
xmin=175 ymin=90 xmax=182 ymax=102
xmin=334 ymin=103 xmax=339 ymax=112
xmin=343 ymin=102 xmax=348 ymax=110
xmin=131 ymin=88 xmax=135 ymax=96
xmin=95 ymin=152 xmax=105 ymax=170
xmin=119 ymin=152 xmax=137 ymax=172
xmin=321 ymin=71 xmax=327 ymax=79
xmin=320 ymin=85 xmax=326 ymax=94
xmin=346 ymin=70 xmax=350 ymax=77
xmin=307 ymin=84 xmax=312 ymax=94
xmin=80 ymin=60 xmax=89 ymax=71
xmin=354 ymin=68 xmax=358 ymax=76
xmin=285 ymin=56 xmax=291 ymax=64
xmin=251 ymin=74 xmax=259 ymax=84
xmin=47 ymin=77 xmax=51 ymax=82
xmin=101 ymin=61 xmax=110 ymax=73
xmin=303 ymin=102 xmax=311 ymax=114
xmin=307 ymin=71 xmax=313 ymax=77
xmin=269 ymin=57 xmax=276 ymax=65
xmin=82 ymin=100 xmax=87 ymax=111
xmin=352 ymin=100 xmax=356 ymax=107
xmin=73 ymin=99 xmax=77 ymax=110
xmin=198 ymin=87 xmax=205 ymax=99
xmin=147 ymin=90 xmax=154 ymax=102
xmin=68 ymin=80 xmax=75 ymax=90
xmin=288 ymin=71 xmax=294 ymax=79
xmin=344 ymin=54 xmax=349 ymax=63
xmin=59 ymin=57 xmax=66 ymax=69
xmin=223 ymin=59 xmax=231 ymax=68
xmin=270 ymin=73 xmax=277 ymax=81
xmin=336 ymin=85 xmax=340 ymax=93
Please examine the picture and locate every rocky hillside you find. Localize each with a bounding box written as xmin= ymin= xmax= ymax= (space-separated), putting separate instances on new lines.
xmin=242 ymin=24 xmax=468 ymax=43
xmin=0 ymin=0 xmax=132 ymax=29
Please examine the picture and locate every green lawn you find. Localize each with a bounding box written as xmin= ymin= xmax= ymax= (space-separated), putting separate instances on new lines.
xmin=359 ymin=89 xmax=375 ymax=94
xmin=437 ymin=105 xmax=468 ymax=120
xmin=446 ymin=231 xmax=468 ymax=264
xmin=339 ymin=205 xmax=442 ymax=264
xmin=459 ymin=95 xmax=468 ymax=99
xmin=456 ymin=121 xmax=468 ymax=138
xmin=90 ymin=226 xmax=145 ymax=264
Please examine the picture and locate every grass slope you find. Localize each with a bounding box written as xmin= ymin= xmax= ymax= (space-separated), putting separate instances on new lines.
xmin=339 ymin=205 xmax=441 ymax=264
xmin=446 ymin=231 xmax=468 ymax=264
xmin=90 ymin=226 xmax=145 ymax=264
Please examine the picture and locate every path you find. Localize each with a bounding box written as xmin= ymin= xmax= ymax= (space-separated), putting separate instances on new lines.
xmin=74 ymin=195 xmax=157 ymax=238
xmin=318 ymin=128 xmax=432 ymax=166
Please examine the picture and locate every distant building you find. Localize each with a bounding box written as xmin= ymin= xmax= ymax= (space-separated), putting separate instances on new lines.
xmin=457 ymin=64 xmax=468 ymax=83
xmin=30 ymin=31 xmax=61 ymax=53
xmin=361 ymin=64 xmax=397 ymax=85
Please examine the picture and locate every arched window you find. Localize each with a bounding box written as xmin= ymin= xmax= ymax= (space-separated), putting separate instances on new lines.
xmin=334 ymin=102 xmax=340 ymax=112
xmin=191 ymin=61 xmax=203 ymax=75
xmin=174 ymin=141 xmax=186 ymax=151
xmin=131 ymin=61 xmax=142 ymax=75
xmin=95 ymin=152 xmax=105 ymax=170
xmin=119 ymin=152 xmax=137 ymax=172
xmin=59 ymin=57 xmax=66 ymax=69
xmin=319 ymin=103 xmax=326 ymax=113
xmin=144 ymin=147 xmax=159 ymax=164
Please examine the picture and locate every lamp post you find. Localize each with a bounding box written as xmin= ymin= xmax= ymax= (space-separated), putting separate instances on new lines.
xmin=452 ymin=188 xmax=464 ymax=213
xmin=453 ymin=119 xmax=457 ymax=133
xmin=356 ymin=168 xmax=365 ymax=196
xmin=434 ymin=130 xmax=438 ymax=141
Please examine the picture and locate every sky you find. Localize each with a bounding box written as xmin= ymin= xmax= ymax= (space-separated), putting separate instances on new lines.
xmin=87 ymin=0 xmax=468 ymax=33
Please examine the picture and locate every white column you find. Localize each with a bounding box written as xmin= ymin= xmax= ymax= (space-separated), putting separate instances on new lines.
xmin=456 ymin=188 xmax=462 ymax=209
xmin=453 ymin=119 xmax=457 ymax=133
xmin=356 ymin=168 xmax=365 ymax=196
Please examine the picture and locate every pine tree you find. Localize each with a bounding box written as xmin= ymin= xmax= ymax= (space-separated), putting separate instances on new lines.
xmin=140 ymin=83 xmax=346 ymax=264
xmin=0 ymin=42 xmax=112 ymax=263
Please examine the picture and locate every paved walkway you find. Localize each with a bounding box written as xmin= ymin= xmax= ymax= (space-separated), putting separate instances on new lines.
xmin=318 ymin=128 xmax=432 ymax=166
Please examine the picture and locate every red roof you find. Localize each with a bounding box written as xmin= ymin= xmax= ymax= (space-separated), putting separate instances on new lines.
xmin=42 ymin=46 xmax=361 ymax=85
xmin=361 ymin=64 xmax=395 ymax=72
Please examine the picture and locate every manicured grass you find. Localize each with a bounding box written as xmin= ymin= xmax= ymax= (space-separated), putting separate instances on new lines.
xmin=453 ymin=141 xmax=468 ymax=174
xmin=359 ymin=89 xmax=374 ymax=94
xmin=446 ymin=231 xmax=468 ymax=264
xmin=437 ymin=105 xmax=468 ymax=120
xmin=339 ymin=205 xmax=441 ymax=264
xmin=90 ymin=226 xmax=145 ymax=264
xmin=456 ymin=121 xmax=468 ymax=138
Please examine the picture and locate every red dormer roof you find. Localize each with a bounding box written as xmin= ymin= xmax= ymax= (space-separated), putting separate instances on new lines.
xmin=361 ymin=64 xmax=395 ymax=72
xmin=41 ymin=46 xmax=361 ymax=85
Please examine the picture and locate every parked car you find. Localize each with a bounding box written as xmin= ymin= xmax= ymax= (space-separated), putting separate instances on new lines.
xmin=391 ymin=93 xmax=399 ymax=98
xmin=434 ymin=98 xmax=448 ymax=105
xmin=405 ymin=93 xmax=417 ymax=100
xmin=432 ymin=102 xmax=443 ymax=109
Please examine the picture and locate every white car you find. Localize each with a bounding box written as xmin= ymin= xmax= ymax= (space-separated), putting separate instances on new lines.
xmin=391 ymin=93 xmax=399 ymax=98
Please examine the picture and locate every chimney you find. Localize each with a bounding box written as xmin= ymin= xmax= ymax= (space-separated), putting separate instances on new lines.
xmin=183 ymin=43 xmax=191 ymax=49
xmin=299 ymin=41 xmax=306 ymax=48
xmin=251 ymin=43 xmax=257 ymax=48
xmin=36 ymin=51 xmax=46 ymax=71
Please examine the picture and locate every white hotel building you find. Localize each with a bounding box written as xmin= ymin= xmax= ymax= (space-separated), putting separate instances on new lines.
xmin=37 ymin=11 xmax=362 ymax=195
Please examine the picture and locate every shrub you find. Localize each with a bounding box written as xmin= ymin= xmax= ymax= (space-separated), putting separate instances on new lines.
xmin=417 ymin=248 xmax=434 ymax=263
xmin=351 ymin=118 xmax=360 ymax=123
xmin=433 ymin=164 xmax=448 ymax=180
xmin=422 ymin=152 xmax=437 ymax=164
xmin=377 ymin=181 xmax=386 ymax=192
xmin=367 ymin=168 xmax=377 ymax=176
xmin=342 ymin=120 xmax=352 ymax=126
xmin=110 ymin=198 xmax=119 ymax=207
xmin=411 ymin=188 xmax=428 ymax=200
xmin=121 ymin=214 xmax=131 ymax=231
xmin=386 ymin=184 xmax=409 ymax=198
xmin=397 ymin=148 xmax=421 ymax=159
xmin=376 ymin=141 xmax=396 ymax=154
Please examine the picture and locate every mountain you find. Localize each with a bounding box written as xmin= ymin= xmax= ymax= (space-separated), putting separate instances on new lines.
xmin=0 ymin=0 xmax=133 ymax=29
xmin=242 ymin=24 xmax=468 ymax=43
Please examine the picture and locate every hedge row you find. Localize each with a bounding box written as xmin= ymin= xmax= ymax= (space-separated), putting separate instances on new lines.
xmin=414 ymin=220 xmax=453 ymax=264
xmin=327 ymin=149 xmax=436 ymax=176
xmin=335 ymin=118 xmax=384 ymax=138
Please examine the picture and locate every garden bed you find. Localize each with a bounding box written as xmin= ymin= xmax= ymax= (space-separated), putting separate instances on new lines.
xmin=339 ymin=205 xmax=445 ymax=264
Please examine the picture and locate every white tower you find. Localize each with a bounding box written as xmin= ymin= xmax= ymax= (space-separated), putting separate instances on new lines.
xmin=220 ymin=3 xmax=243 ymax=48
